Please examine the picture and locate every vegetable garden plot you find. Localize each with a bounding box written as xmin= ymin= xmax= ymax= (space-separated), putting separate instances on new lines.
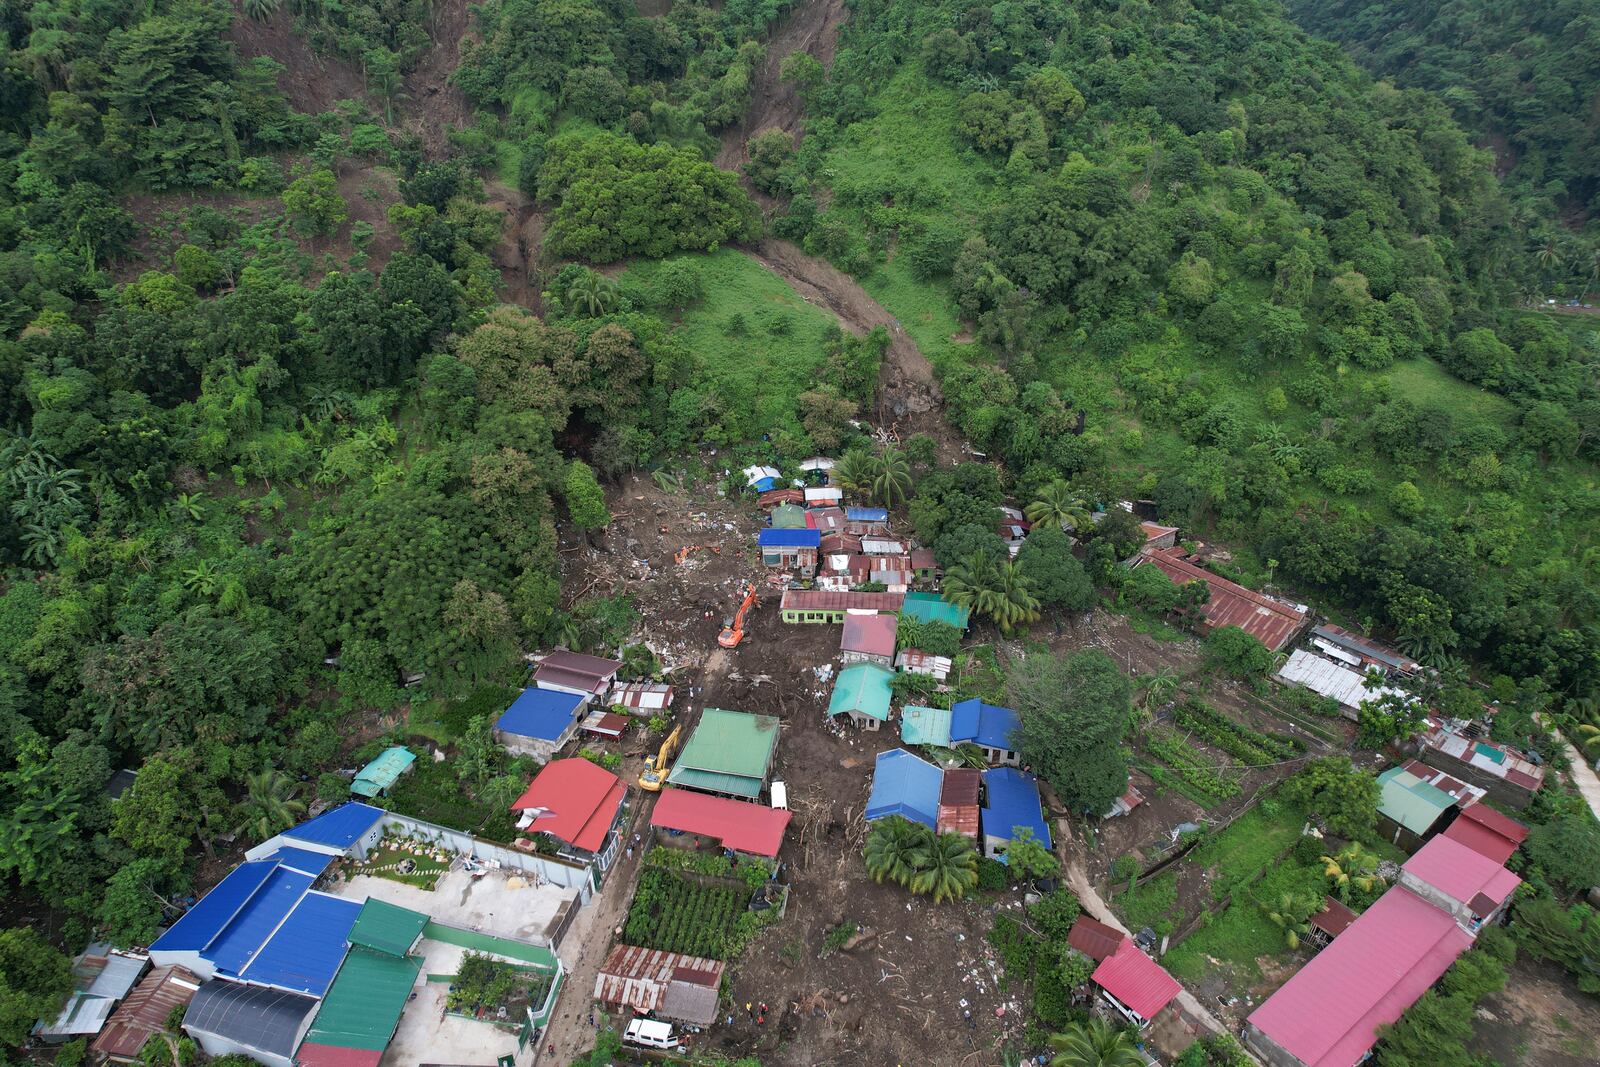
xmin=622 ymin=868 xmax=746 ymax=960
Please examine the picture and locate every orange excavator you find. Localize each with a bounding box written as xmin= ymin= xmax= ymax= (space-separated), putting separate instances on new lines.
xmin=674 ymin=544 xmax=722 ymax=565
xmin=718 ymin=583 xmax=758 ymax=648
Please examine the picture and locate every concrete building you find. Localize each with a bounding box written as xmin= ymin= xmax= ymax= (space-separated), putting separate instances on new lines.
xmin=493 ymin=686 xmax=588 ymax=760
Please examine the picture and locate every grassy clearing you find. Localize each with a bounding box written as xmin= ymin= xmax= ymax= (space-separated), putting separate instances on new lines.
xmin=621 ymin=250 xmax=839 ymax=437
xmin=1163 ymin=856 xmax=1324 ymax=984
xmin=388 ymin=757 xmax=518 ymax=842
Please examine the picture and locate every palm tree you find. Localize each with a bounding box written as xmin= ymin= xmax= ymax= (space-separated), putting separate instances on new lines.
xmin=1139 ymin=667 xmax=1181 ymax=710
xmin=1047 ymin=1019 xmax=1145 ymax=1067
xmin=1263 ymin=892 xmax=1315 ymax=950
xmin=567 ymin=271 xmax=618 ymax=316
xmin=991 ymin=560 xmax=1041 ymax=636
xmin=235 ymin=769 xmax=306 ymax=840
xmin=243 ymin=0 xmax=282 ymax=19
xmin=869 ymin=446 xmax=912 ymax=509
xmin=1321 ymin=844 xmax=1381 ymax=903
xmin=908 ymin=831 xmax=980 ymax=903
xmin=1576 ymin=722 xmax=1600 ymax=752
xmin=864 ymin=816 xmax=929 ymax=888
xmin=1025 ymin=480 xmax=1092 ymax=533
xmin=942 ymin=550 xmax=1001 ymax=618
xmin=831 ymin=449 xmax=876 ymax=496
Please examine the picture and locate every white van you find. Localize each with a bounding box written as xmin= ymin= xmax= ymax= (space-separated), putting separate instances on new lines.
xmin=623 ymin=1018 xmax=681 ymax=1050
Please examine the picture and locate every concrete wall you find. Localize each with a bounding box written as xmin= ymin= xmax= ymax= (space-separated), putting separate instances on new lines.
xmin=494 ymin=721 xmax=576 ymax=763
xmin=1413 ymin=750 xmax=1535 ymax=810
xmin=380 ymin=813 xmax=596 ymax=905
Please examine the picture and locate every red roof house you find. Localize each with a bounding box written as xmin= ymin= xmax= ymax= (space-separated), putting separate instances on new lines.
xmin=937 ymin=768 xmax=981 ymax=840
xmin=840 ymin=613 xmax=898 ymax=666
xmin=650 ymin=788 xmax=791 ymax=858
xmin=1441 ymin=803 xmax=1529 ymax=866
xmin=806 ymin=506 xmax=845 ymax=534
xmin=1246 ymin=886 xmax=1472 ymax=1067
xmin=1091 ymin=939 xmax=1181 ymax=1024
xmin=1309 ymin=896 xmax=1359 ymax=945
xmin=1067 ymin=916 xmax=1125 ymax=963
xmin=1400 ymin=834 xmax=1521 ymax=922
xmin=1138 ymin=548 xmax=1308 ymax=652
xmin=511 ymin=758 xmax=626 ymax=854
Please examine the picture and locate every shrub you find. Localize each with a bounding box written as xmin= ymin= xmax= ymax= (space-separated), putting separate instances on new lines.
xmin=976 ymin=857 xmax=1008 ymax=891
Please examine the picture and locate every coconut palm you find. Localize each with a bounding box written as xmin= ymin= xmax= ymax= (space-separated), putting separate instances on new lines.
xmin=1321 ymin=844 xmax=1382 ymax=903
xmin=831 ymin=448 xmax=876 ymax=496
xmin=1575 ymin=722 xmax=1600 ymax=752
xmin=1025 ymin=480 xmax=1092 ymax=533
xmin=869 ymin=446 xmax=912 ymax=509
xmin=235 ymin=769 xmax=306 ymax=840
xmin=1047 ymin=1019 xmax=1145 ymax=1067
xmin=1139 ymin=667 xmax=1182 ymax=710
xmin=942 ymin=550 xmax=1002 ymax=617
xmin=567 ymin=270 xmax=618 ymax=317
xmin=243 ymin=0 xmax=282 ymax=19
xmin=991 ymin=559 xmax=1041 ymax=636
xmin=864 ymin=816 xmax=928 ymax=888
xmin=908 ymin=831 xmax=980 ymax=903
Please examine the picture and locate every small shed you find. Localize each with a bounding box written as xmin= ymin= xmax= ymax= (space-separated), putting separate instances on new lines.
xmin=756 ymin=488 xmax=804 ymax=509
xmin=1092 ymin=940 xmax=1181 ymax=1028
xmin=804 ymin=486 xmax=843 ymax=506
xmin=1308 ymin=895 xmax=1358 ymax=948
xmin=1376 ymin=765 xmax=1457 ymax=850
xmin=865 ymin=749 xmax=943 ymax=829
xmin=350 ymin=746 xmax=415 ymax=798
xmin=909 ymin=548 xmax=938 ymax=581
xmin=981 ymin=768 xmax=1051 ymax=861
xmin=828 ymin=663 xmax=894 ymax=730
xmin=1067 ymin=917 xmax=1125 ymax=963
xmin=594 ymin=946 xmax=726 ymax=1027
xmin=895 ymin=648 xmax=952 ymax=681
xmin=937 ymin=768 xmax=981 ymax=840
xmin=806 ymin=506 xmax=846 ymax=535
xmin=845 ymin=507 xmax=889 ymax=535
xmin=861 ymin=536 xmax=905 ymax=556
xmin=580 ymin=710 xmax=630 ymax=738
xmin=494 ymin=687 xmax=588 ymax=761
xmin=611 ymin=681 xmax=674 ymax=714
xmin=93 ymin=967 xmax=201 ymax=1063
xmin=840 ymin=613 xmax=897 ymax=667
xmin=769 ymin=503 xmax=808 ymax=529
xmin=953 ymin=698 xmax=1021 ymax=765
xmin=743 ymin=465 xmax=781 ymax=492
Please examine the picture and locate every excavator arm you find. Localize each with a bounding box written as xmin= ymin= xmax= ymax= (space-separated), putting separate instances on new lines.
xmin=718 ymin=583 xmax=758 ymax=648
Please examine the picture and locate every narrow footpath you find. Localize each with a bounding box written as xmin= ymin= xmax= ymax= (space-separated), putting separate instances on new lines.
xmin=534 ymin=792 xmax=658 ymax=1063
xmin=1562 ymin=741 xmax=1600 ymax=822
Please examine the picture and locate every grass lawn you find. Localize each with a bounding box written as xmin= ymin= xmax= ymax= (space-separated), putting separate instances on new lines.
xmin=1163 ymin=857 xmax=1326 ymax=986
xmin=620 ymin=250 xmax=840 ymax=439
xmin=351 ymin=838 xmax=452 ymax=889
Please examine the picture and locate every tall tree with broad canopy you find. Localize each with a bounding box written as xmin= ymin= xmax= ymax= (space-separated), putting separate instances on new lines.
xmin=1009 ymin=649 xmax=1134 ymax=814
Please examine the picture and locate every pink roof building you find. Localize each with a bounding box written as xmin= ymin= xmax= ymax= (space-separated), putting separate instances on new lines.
xmin=1399 ymin=834 xmax=1521 ymax=925
xmin=841 ymin=613 xmax=898 ymax=665
xmin=1441 ymin=803 xmax=1528 ymax=866
xmin=1091 ymin=939 xmax=1181 ymax=1024
xmin=1246 ymin=886 xmax=1472 ymax=1067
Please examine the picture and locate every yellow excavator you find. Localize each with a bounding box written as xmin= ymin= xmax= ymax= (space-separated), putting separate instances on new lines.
xmin=639 ymin=723 xmax=683 ymax=792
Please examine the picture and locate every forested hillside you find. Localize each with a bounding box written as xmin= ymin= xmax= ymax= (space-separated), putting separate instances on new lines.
xmin=757 ymin=0 xmax=1600 ymax=701
xmin=1288 ymin=0 xmax=1600 ymax=284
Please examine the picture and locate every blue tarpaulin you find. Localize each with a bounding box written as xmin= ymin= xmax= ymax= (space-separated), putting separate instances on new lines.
xmin=865 ymin=749 xmax=944 ymax=829
xmin=982 ymin=768 xmax=1052 ymax=856
xmin=282 ymin=802 xmax=386 ymax=851
xmin=845 ymin=507 xmax=888 ymax=522
xmin=238 ymin=892 xmax=361 ymax=996
xmin=495 ymin=687 xmax=586 ymax=740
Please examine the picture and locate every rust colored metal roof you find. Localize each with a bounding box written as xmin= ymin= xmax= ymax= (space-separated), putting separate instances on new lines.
xmin=938 ymin=768 xmax=981 ymax=839
xmin=757 ymin=488 xmax=804 ymax=508
xmin=1140 ymin=549 xmax=1307 ymax=651
xmin=820 ymin=533 xmax=862 ymax=555
xmin=92 ymin=966 xmax=201 ymax=1061
xmin=1068 ymin=917 xmax=1125 ymax=963
xmin=594 ymin=945 xmax=725 ymax=1017
xmin=780 ymin=589 xmax=905 ymax=613
xmin=1311 ymin=895 xmax=1359 ymax=939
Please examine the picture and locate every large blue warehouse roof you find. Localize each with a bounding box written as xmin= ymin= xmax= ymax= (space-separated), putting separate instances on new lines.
xmin=205 ymin=867 xmax=315 ymax=974
xmin=237 ymin=892 xmax=361 ymax=997
xmin=983 ymin=768 xmax=1052 ymax=855
xmin=758 ymin=528 xmax=821 ymax=548
xmin=151 ymin=860 xmax=279 ymax=952
xmin=865 ymin=748 xmax=944 ymax=829
xmin=260 ymin=846 xmax=335 ymax=878
xmin=495 ymin=687 xmax=585 ymax=740
xmin=282 ymin=802 xmax=386 ymax=850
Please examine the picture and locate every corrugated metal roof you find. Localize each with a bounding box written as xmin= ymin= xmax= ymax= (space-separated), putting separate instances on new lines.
xmin=845 ymin=507 xmax=888 ymax=521
xmin=350 ymin=747 xmax=415 ymax=797
xmin=770 ymin=503 xmax=808 ymax=528
xmin=667 ymin=708 xmax=779 ymax=798
xmin=262 ymin=847 xmax=334 ymax=878
xmin=952 ymin=699 xmax=1019 ymax=751
xmin=1310 ymin=896 xmax=1358 ymax=939
xmin=93 ymin=967 xmax=201 ymax=1060
xmin=37 ymin=992 xmax=117 ymax=1039
xmin=494 ymin=687 xmax=586 ymax=740
xmin=651 ymin=789 xmax=790 ymax=857
xmin=865 ymin=749 xmax=943 ymax=829
xmin=283 ymin=803 xmax=385 ymax=851
xmin=302 ymin=948 xmax=422 ymax=1052
xmin=982 ymin=768 xmax=1051 ymax=851
xmin=1403 ymin=835 xmax=1521 ymax=910
xmin=841 ymin=613 xmax=897 ymax=657
xmin=295 ymin=1042 xmax=383 ymax=1067
xmin=1376 ymin=767 xmax=1454 ymax=835
xmin=594 ymin=945 xmax=724 ymax=1024
xmin=937 ymin=768 xmax=981 ymax=839
xmin=347 ymin=899 xmax=428 ymax=959
xmin=759 ymin=528 xmax=821 ymax=548
xmin=1312 ymin=624 xmax=1419 ymax=673
xmin=1140 ymin=549 xmax=1307 ymax=651
xmin=1092 ymin=940 xmax=1180 ymax=1020
xmin=206 ymin=867 xmax=316 ymax=974
xmin=1247 ymin=887 xmax=1471 ymax=1067
xmin=184 ymin=981 xmax=318 ymax=1058
xmin=900 ymin=592 xmax=970 ymax=629
xmin=511 ymin=757 xmax=626 ymax=853
xmin=84 ymin=951 xmax=148 ymax=1000
xmin=611 ymin=682 xmax=673 ymax=709
xmin=806 ymin=506 xmax=845 ymax=533
xmin=756 ymin=488 xmax=804 ymax=508
xmin=151 ymin=861 xmax=279 ymax=953
xmin=1277 ymin=649 xmax=1407 ymax=710
xmin=581 ymin=710 xmax=630 ymax=737
xmin=237 ymin=892 xmax=361 ymax=996
xmin=895 ymin=649 xmax=952 ymax=678
xmin=829 ymin=664 xmax=895 ymax=721
xmin=1067 ymin=917 xmax=1125 ymax=963
xmin=900 ymin=705 xmax=952 ymax=747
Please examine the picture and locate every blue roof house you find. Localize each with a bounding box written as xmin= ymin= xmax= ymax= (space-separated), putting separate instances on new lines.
xmin=982 ymin=768 xmax=1052 ymax=862
xmin=758 ymin=528 xmax=820 ymax=575
xmin=865 ymin=749 xmax=944 ymax=829
xmin=492 ymin=687 xmax=587 ymax=761
xmin=951 ymin=699 xmax=1022 ymax=766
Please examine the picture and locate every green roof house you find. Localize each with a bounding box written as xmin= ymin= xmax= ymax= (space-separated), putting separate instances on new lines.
xmin=901 ymin=591 xmax=971 ymax=630
xmin=347 ymin=899 xmax=428 ymax=958
xmin=667 ymin=708 xmax=780 ymax=799
xmin=350 ymin=746 xmax=416 ymax=798
xmin=770 ymin=503 xmax=807 ymax=529
xmin=300 ymin=947 xmax=423 ymax=1060
xmin=900 ymin=705 xmax=953 ymax=747
xmin=1376 ymin=766 xmax=1456 ymax=850
xmin=828 ymin=664 xmax=894 ymax=731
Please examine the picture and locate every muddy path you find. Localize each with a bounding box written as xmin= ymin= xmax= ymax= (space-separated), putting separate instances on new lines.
xmin=714 ymin=0 xmax=849 ymax=174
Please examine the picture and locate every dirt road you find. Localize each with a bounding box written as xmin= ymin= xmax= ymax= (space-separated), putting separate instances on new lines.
xmin=1562 ymin=741 xmax=1600 ymax=822
xmin=533 ymin=794 xmax=656 ymax=1064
